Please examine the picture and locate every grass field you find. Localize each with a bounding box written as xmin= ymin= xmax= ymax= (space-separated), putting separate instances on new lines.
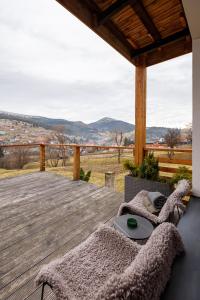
xmin=0 ymin=151 xmax=192 ymax=193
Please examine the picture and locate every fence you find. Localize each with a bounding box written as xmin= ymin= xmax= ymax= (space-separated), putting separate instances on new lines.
xmin=145 ymin=146 xmax=192 ymax=176
xmin=0 ymin=144 xmax=192 ymax=187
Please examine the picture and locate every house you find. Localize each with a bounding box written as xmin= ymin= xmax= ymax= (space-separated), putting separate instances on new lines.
xmin=1 ymin=1 xmax=200 ymax=299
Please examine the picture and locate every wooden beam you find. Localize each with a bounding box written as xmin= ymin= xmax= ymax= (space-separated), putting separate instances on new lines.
xmin=132 ymin=28 xmax=190 ymax=58
xmin=98 ymin=0 xmax=130 ymax=26
xmin=145 ymin=35 xmax=192 ymax=67
xmin=55 ymin=0 xmax=192 ymax=66
xmin=134 ymin=65 xmax=146 ymax=166
xmin=87 ymin=0 xmax=134 ymax=57
xmin=130 ymin=0 xmax=161 ymax=41
xmin=98 ymin=0 xmax=160 ymax=41
xmin=56 ymin=0 xmax=134 ymax=63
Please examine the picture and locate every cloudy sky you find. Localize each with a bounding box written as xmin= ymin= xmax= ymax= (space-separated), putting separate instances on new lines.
xmin=0 ymin=0 xmax=192 ymax=127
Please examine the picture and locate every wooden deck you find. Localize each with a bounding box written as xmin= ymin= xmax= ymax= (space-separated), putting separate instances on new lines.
xmin=0 ymin=172 xmax=123 ymax=300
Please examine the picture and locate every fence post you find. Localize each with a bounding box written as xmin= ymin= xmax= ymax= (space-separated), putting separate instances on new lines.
xmin=40 ymin=144 xmax=46 ymax=171
xmin=73 ymin=146 xmax=80 ymax=180
xmin=105 ymin=172 xmax=115 ymax=189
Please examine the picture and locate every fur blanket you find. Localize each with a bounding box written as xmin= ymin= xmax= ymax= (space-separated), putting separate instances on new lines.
xmin=36 ymin=223 xmax=184 ymax=300
xmin=118 ymin=179 xmax=191 ymax=225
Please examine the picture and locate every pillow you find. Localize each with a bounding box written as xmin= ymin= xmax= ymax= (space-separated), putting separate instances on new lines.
xmin=143 ymin=195 xmax=160 ymax=214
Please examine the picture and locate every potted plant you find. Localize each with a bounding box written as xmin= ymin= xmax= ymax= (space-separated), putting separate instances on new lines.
xmin=124 ymin=153 xmax=173 ymax=202
xmin=170 ymin=166 xmax=192 ymax=186
xmin=170 ymin=166 xmax=192 ymax=205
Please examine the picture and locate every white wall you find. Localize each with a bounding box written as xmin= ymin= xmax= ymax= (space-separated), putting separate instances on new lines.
xmin=192 ymin=39 xmax=200 ymax=196
xmin=183 ymin=0 xmax=200 ymax=196
xmin=182 ymin=0 xmax=200 ymax=40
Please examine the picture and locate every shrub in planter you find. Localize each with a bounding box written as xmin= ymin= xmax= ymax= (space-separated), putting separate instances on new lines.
xmin=124 ymin=160 xmax=139 ymax=177
xmin=139 ymin=152 xmax=159 ymax=181
xmin=124 ymin=153 xmax=172 ymax=202
xmin=124 ymin=153 xmax=159 ymax=181
xmin=170 ymin=166 xmax=192 ymax=186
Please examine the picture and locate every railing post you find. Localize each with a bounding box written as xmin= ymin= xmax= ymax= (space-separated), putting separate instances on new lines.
xmin=73 ymin=146 xmax=80 ymax=180
xmin=40 ymin=144 xmax=46 ymax=172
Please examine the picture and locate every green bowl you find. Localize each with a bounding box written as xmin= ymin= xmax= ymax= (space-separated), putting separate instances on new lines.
xmin=127 ymin=218 xmax=138 ymax=228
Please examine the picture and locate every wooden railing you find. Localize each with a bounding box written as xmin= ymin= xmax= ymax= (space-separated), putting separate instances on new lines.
xmin=0 ymin=143 xmax=192 ymax=179
xmin=0 ymin=143 xmax=134 ymax=180
xmin=145 ymin=146 xmax=192 ymax=175
xmin=44 ymin=144 xmax=134 ymax=180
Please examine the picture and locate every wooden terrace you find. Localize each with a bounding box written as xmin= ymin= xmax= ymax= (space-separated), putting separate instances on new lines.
xmin=0 ymin=172 xmax=123 ymax=300
xmin=1 ymin=0 xmax=199 ymax=299
xmin=1 ymin=171 xmax=200 ymax=300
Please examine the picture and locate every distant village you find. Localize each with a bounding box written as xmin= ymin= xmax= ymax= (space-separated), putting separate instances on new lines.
xmin=0 ymin=119 xmax=55 ymax=144
xmin=0 ymin=118 xmax=192 ymax=147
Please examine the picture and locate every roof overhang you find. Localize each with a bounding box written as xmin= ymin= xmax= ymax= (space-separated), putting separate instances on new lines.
xmin=56 ymin=0 xmax=192 ymax=67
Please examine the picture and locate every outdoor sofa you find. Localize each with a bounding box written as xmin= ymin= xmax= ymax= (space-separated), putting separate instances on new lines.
xmin=36 ymin=222 xmax=184 ymax=300
xmin=118 ymin=179 xmax=191 ymax=226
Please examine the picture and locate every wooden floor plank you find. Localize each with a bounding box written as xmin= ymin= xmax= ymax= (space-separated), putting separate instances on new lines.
xmin=0 ymin=172 xmax=123 ymax=300
xmin=1 ymin=188 xmax=113 ymax=268
xmin=0 ymin=185 xmax=99 ymax=251
xmin=0 ymin=182 xmax=94 ymax=232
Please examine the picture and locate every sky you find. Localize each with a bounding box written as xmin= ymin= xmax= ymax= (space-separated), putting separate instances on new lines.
xmin=0 ymin=0 xmax=192 ymax=128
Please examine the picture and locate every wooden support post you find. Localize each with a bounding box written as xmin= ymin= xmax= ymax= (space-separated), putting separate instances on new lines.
xmin=40 ymin=144 xmax=46 ymax=171
xmin=73 ymin=146 xmax=80 ymax=180
xmin=134 ymin=65 xmax=147 ymax=166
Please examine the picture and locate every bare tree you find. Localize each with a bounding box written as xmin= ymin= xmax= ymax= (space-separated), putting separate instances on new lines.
xmin=164 ymin=128 xmax=181 ymax=148
xmin=53 ymin=125 xmax=70 ymax=166
xmin=186 ymin=127 xmax=192 ymax=144
xmin=164 ymin=128 xmax=181 ymax=159
xmin=0 ymin=146 xmax=4 ymax=158
xmin=46 ymin=125 xmax=71 ymax=168
xmin=0 ymin=146 xmax=5 ymax=168
xmin=11 ymin=147 xmax=30 ymax=169
xmin=47 ymin=146 xmax=60 ymax=167
xmin=111 ymin=131 xmax=124 ymax=163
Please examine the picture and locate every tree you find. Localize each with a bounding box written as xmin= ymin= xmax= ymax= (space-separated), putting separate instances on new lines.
xmin=164 ymin=128 xmax=181 ymax=159
xmin=0 ymin=147 xmax=4 ymax=158
xmin=164 ymin=129 xmax=181 ymax=148
xmin=111 ymin=131 xmax=124 ymax=164
xmin=0 ymin=146 xmax=5 ymax=168
xmin=124 ymin=137 xmax=133 ymax=146
xmin=11 ymin=147 xmax=30 ymax=169
xmin=186 ymin=126 xmax=192 ymax=144
xmin=47 ymin=125 xmax=71 ymax=167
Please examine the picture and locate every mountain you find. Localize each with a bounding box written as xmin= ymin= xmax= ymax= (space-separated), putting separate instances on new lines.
xmin=0 ymin=111 xmax=170 ymax=142
xmin=89 ymin=117 xmax=134 ymax=133
xmin=146 ymin=127 xmax=169 ymax=143
xmin=0 ymin=111 xmax=97 ymax=137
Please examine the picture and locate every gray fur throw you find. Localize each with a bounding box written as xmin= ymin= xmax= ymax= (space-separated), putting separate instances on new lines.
xmin=36 ymin=223 xmax=184 ymax=300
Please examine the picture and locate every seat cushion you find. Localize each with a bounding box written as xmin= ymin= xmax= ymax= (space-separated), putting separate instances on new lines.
xmin=36 ymin=225 xmax=141 ymax=300
xmin=95 ymin=223 xmax=184 ymax=300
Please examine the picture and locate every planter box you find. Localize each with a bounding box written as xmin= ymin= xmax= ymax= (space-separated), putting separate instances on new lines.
xmin=125 ymin=175 xmax=173 ymax=202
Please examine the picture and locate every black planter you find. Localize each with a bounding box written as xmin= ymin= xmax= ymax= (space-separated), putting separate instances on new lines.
xmin=125 ymin=175 xmax=173 ymax=202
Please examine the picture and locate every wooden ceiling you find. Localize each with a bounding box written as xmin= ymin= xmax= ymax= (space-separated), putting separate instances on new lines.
xmin=56 ymin=0 xmax=192 ymax=66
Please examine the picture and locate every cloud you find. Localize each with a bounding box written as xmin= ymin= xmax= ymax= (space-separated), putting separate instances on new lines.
xmin=0 ymin=0 xmax=192 ymax=127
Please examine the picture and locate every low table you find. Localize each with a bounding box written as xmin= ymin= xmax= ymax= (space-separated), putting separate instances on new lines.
xmin=113 ymin=214 xmax=154 ymax=241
